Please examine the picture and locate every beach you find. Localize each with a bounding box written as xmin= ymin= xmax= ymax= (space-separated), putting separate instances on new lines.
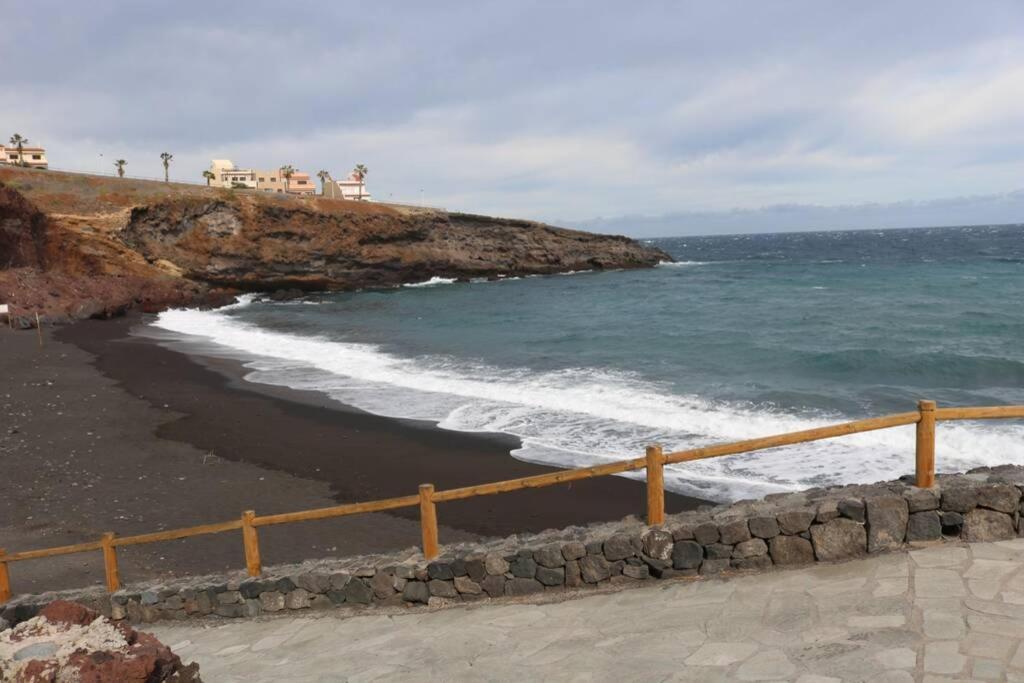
xmin=0 ymin=316 xmax=707 ymax=596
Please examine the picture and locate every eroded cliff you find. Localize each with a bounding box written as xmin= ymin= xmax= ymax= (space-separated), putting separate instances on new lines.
xmin=0 ymin=166 xmax=669 ymax=323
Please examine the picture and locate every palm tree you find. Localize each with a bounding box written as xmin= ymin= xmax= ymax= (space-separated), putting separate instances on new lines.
xmin=160 ymin=152 xmax=173 ymax=182
xmin=280 ymin=165 xmax=295 ymax=194
xmin=353 ymin=164 xmax=368 ymax=200
xmin=316 ymin=170 xmax=330 ymax=195
xmin=114 ymin=159 xmax=127 ymax=178
xmin=9 ymin=134 xmax=27 ymax=166
xmin=202 ymin=170 xmax=215 ymax=186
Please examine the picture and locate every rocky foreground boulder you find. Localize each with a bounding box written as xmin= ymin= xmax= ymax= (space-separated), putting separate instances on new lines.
xmin=0 ymin=600 xmax=200 ymax=681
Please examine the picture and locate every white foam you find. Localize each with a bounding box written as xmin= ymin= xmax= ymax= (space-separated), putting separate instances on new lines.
xmin=657 ymin=261 xmax=708 ymax=267
xmin=403 ymin=276 xmax=457 ymax=288
xmin=150 ymin=305 xmax=1024 ymax=502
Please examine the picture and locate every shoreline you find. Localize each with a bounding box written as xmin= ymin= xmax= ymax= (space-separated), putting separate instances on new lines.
xmin=60 ymin=316 xmax=710 ymax=535
xmin=1 ymin=315 xmax=709 ymax=596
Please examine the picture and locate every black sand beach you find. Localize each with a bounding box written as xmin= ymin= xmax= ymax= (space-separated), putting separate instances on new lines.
xmin=0 ymin=316 xmax=708 ymax=596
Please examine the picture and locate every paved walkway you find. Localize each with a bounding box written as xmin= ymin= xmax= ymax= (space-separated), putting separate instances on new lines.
xmin=146 ymin=540 xmax=1024 ymax=682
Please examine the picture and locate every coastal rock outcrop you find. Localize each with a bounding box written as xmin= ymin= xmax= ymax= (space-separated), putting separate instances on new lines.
xmin=0 ymin=165 xmax=670 ymax=322
xmin=120 ymin=199 xmax=668 ymax=290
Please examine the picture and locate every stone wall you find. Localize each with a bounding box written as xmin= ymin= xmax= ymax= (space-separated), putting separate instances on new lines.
xmin=4 ymin=467 xmax=1024 ymax=628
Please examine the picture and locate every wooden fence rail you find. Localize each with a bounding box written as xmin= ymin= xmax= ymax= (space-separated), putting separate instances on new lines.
xmin=2 ymin=400 xmax=1023 ymax=603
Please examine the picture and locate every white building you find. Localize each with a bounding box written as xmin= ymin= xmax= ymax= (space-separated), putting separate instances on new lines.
xmin=209 ymin=159 xmax=257 ymax=189
xmin=330 ymin=171 xmax=371 ymax=201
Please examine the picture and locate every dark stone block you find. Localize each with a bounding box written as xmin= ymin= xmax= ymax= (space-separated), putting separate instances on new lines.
xmin=579 ymin=555 xmax=611 ymax=583
xmin=565 ymin=560 xmax=583 ymax=588
xmin=776 ymin=510 xmax=815 ymax=535
xmin=748 ymin=516 xmax=780 ymax=539
xmin=640 ymin=553 xmax=671 ymax=571
xmin=769 ymin=536 xmax=814 ymax=566
xmin=718 ymin=519 xmax=751 ymax=545
xmin=732 ymin=538 xmax=768 ymax=559
xmin=603 ymin=534 xmax=635 ymax=561
xmin=509 ymin=556 xmax=537 ymax=578
xmin=693 ymin=522 xmax=720 ymax=545
xmin=481 ymin=575 xmax=505 ymax=598
xmin=275 ymin=578 xmax=297 ymax=593
xmin=942 ymin=487 xmax=978 ymax=513
xmin=370 ymin=572 xmax=396 ymax=599
xmin=534 ymin=545 xmax=566 ymax=568
xmin=343 ymin=579 xmax=373 ymax=605
xmin=810 ymin=518 xmax=867 ymax=561
xmin=963 ymin=509 xmax=1016 ymax=542
xmin=940 ymin=511 xmax=964 ymax=535
xmin=905 ymin=488 xmax=940 ymax=513
xmin=450 ymin=559 xmax=468 ymax=577
xmin=610 ymin=560 xmax=625 ymax=576
xmin=239 ymin=580 xmax=273 ymax=600
xmin=561 ymin=542 xmax=587 ymax=561
xmin=977 ymin=484 xmax=1021 ymax=514
xmin=866 ymin=496 xmax=909 ymax=552
xmin=838 ymin=498 xmax=866 ymax=523
xmin=672 ymin=540 xmax=703 ymax=569
xmin=671 ymin=525 xmax=695 ymax=541
xmin=585 ymin=541 xmax=604 ymax=556
xmin=907 ymin=511 xmax=942 ymax=542
xmin=326 ymin=590 xmax=347 ymax=605
xmin=536 ymin=566 xmax=565 ymax=586
xmin=428 ymin=580 xmax=458 ymax=598
xmin=622 ymin=564 xmax=650 ymax=580
xmin=704 ymin=543 xmax=733 ymax=560
xmin=402 ymin=582 xmax=430 ymax=604
xmin=427 ymin=562 xmax=455 ymax=581
xmin=465 ymin=558 xmax=487 ymax=583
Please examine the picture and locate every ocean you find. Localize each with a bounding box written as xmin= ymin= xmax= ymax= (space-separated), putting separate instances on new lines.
xmin=150 ymin=224 xmax=1024 ymax=502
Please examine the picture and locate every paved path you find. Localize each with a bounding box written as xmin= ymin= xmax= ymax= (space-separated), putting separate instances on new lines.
xmin=147 ymin=540 xmax=1024 ymax=682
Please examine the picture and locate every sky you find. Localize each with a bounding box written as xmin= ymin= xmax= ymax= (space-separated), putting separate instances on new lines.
xmin=3 ymin=1 xmax=1023 ymax=235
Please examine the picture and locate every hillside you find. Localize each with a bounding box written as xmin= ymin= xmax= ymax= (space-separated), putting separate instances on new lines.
xmin=0 ymin=167 xmax=668 ymax=325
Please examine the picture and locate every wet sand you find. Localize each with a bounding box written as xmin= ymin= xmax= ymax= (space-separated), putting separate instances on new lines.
xmin=0 ymin=316 xmax=708 ymax=596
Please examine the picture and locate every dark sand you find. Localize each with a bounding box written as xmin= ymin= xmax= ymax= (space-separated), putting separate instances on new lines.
xmin=1 ymin=316 xmax=707 ymax=596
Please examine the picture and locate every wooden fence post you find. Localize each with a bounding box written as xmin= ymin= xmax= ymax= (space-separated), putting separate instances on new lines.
xmin=101 ymin=533 xmax=120 ymax=592
xmin=646 ymin=445 xmax=665 ymax=526
xmin=0 ymin=548 xmax=10 ymax=603
xmin=242 ymin=510 xmax=261 ymax=576
xmin=419 ymin=484 xmax=439 ymax=560
xmin=916 ymin=400 xmax=937 ymax=488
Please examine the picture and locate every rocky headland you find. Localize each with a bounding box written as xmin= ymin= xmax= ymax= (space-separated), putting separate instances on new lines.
xmin=0 ymin=166 xmax=669 ymax=324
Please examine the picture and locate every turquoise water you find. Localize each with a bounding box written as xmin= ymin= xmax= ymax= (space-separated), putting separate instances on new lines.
xmin=153 ymin=224 xmax=1024 ymax=501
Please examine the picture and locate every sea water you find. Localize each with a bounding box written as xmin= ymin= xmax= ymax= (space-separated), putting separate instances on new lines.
xmin=151 ymin=224 xmax=1024 ymax=501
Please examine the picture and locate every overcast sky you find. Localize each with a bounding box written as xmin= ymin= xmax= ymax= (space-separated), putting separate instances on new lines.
xmin=3 ymin=1 xmax=1023 ymax=234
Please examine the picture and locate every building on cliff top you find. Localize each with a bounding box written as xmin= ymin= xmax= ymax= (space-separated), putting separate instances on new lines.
xmin=0 ymin=145 xmax=48 ymax=169
xmin=323 ymin=171 xmax=372 ymax=201
xmin=209 ymin=160 xmax=257 ymax=189
xmin=254 ymin=168 xmax=316 ymax=195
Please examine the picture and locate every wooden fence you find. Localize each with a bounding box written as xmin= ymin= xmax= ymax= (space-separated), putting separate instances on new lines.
xmin=2 ymin=400 xmax=1023 ymax=603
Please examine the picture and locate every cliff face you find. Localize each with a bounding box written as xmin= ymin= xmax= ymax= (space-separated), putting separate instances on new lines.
xmin=0 ymin=166 xmax=668 ymax=323
xmin=121 ymin=199 xmax=667 ymax=290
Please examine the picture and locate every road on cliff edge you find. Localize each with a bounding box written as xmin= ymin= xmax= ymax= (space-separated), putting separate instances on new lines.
xmin=146 ymin=539 xmax=1024 ymax=681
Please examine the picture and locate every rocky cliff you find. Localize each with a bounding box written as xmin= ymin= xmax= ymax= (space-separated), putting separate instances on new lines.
xmin=0 ymin=166 xmax=669 ymax=323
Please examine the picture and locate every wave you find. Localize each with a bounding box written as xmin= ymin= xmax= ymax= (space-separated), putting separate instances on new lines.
xmin=657 ymin=261 xmax=709 ymax=267
xmin=150 ymin=305 xmax=1024 ymax=502
xmin=403 ymin=276 xmax=458 ymax=288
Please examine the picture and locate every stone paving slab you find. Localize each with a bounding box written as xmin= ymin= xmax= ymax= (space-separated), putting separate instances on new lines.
xmin=146 ymin=540 xmax=1024 ymax=682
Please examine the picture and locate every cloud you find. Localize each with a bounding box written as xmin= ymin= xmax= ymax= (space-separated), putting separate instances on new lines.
xmin=2 ymin=1 xmax=1023 ymax=231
